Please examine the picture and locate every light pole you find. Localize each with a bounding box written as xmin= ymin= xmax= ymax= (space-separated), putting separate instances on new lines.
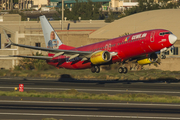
xmin=62 ymin=0 xmax=64 ymax=30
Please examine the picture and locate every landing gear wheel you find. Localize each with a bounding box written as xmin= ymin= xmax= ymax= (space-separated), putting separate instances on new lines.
xmin=91 ymin=66 xmax=100 ymax=73
xmin=91 ymin=66 xmax=96 ymax=73
xmin=118 ymin=67 xmax=124 ymax=73
xmin=161 ymin=55 xmax=166 ymax=59
xmin=163 ymin=55 xmax=166 ymax=59
xmin=95 ymin=66 xmax=100 ymax=73
xmin=123 ymin=67 xmax=128 ymax=74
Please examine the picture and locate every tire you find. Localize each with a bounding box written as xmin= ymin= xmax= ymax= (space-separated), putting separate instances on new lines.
xmin=160 ymin=55 xmax=163 ymax=59
xmin=91 ymin=66 xmax=96 ymax=73
xmin=118 ymin=67 xmax=124 ymax=73
xmin=123 ymin=67 xmax=128 ymax=74
xmin=95 ymin=66 xmax=100 ymax=73
xmin=161 ymin=55 xmax=166 ymax=59
xmin=163 ymin=55 xmax=166 ymax=59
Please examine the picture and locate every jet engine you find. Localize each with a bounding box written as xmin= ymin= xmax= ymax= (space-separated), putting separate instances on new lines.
xmin=137 ymin=53 xmax=158 ymax=65
xmin=90 ymin=51 xmax=112 ymax=65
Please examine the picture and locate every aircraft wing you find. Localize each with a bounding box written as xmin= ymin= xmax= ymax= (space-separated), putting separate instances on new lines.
xmin=3 ymin=30 xmax=92 ymax=59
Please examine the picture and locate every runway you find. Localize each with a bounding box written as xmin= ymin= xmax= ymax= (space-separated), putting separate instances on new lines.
xmin=0 ymin=77 xmax=180 ymax=95
xmin=0 ymin=97 xmax=180 ymax=120
xmin=1 ymin=78 xmax=180 ymax=119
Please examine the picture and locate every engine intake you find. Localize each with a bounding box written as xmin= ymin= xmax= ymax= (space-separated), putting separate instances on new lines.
xmin=90 ymin=51 xmax=112 ymax=65
xmin=137 ymin=53 xmax=158 ymax=65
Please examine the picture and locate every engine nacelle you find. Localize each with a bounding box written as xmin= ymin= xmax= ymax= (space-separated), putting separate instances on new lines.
xmin=90 ymin=51 xmax=112 ymax=65
xmin=137 ymin=53 xmax=158 ymax=65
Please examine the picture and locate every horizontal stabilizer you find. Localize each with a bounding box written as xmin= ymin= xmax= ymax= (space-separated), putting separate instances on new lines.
xmin=3 ymin=29 xmax=93 ymax=59
xmin=3 ymin=30 xmax=14 ymax=48
xmin=8 ymin=55 xmax=52 ymax=60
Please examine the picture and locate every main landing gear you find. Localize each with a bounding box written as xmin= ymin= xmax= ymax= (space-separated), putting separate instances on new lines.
xmin=91 ymin=65 xmax=128 ymax=74
xmin=91 ymin=66 xmax=100 ymax=73
xmin=118 ymin=67 xmax=128 ymax=74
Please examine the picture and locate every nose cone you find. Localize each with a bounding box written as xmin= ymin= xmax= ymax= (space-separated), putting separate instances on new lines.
xmin=169 ymin=34 xmax=177 ymax=44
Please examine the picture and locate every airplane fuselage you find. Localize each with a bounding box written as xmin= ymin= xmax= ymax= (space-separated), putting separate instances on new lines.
xmin=47 ymin=29 xmax=175 ymax=69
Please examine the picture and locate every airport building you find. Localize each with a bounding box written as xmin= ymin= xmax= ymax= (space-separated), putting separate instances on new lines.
xmin=49 ymin=0 xmax=139 ymax=11
xmin=1 ymin=0 xmax=178 ymax=11
xmin=0 ymin=9 xmax=180 ymax=71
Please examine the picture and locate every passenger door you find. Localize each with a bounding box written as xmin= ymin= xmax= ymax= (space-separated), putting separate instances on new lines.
xmin=150 ymin=31 xmax=155 ymax=42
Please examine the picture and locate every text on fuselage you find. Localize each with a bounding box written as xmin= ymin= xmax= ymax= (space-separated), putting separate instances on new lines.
xmin=132 ymin=33 xmax=147 ymax=40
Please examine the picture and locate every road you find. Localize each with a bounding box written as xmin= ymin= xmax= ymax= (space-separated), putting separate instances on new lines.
xmin=0 ymin=96 xmax=180 ymax=120
xmin=0 ymin=77 xmax=180 ymax=95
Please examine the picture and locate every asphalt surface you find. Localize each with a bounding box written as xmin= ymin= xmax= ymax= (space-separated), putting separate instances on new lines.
xmin=1 ymin=78 xmax=180 ymax=120
xmin=0 ymin=96 xmax=180 ymax=120
xmin=0 ymin=77 xmax=180 ymax=95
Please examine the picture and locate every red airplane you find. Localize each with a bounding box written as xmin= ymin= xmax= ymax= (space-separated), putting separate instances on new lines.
xmin=4 ymin=15 xmax=177 ymax=73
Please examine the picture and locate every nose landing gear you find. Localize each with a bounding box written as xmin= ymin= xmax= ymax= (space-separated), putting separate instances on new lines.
xmin=160 ymin=54 xmax=166 ymax=59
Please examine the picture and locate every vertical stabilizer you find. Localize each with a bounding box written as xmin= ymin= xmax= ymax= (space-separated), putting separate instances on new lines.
xmin=40 ymin=15 xmax=62 ymax=49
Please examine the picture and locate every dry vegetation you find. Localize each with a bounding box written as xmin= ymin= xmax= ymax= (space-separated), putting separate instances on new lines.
xmin=1 ymin=89 xmax=180 ymax=103
xmin=1 ymin=67 xmax=179 ymax=81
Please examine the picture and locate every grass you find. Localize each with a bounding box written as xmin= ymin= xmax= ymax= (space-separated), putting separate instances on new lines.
xmin=1 ymin=89 xmax=180 ymax=103
xmin=0 ymin=68 xmax=180 ymax=81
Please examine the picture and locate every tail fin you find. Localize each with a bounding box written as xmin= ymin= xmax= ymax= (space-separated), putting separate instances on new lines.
xmin=40 ymin=15 xmax=63 ymax=49
xmin=40 ymin=15 xmax=75 ymax=50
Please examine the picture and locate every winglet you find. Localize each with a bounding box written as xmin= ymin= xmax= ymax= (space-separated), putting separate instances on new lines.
xmin=3 ymin=30 xmax=13 ymax=48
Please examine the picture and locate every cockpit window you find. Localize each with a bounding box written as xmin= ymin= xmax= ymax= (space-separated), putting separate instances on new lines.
xmin=159 ymin=32 xmax=172 ymax=36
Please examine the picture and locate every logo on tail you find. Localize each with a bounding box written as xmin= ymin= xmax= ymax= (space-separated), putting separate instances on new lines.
xmin=39 ymin=15 xmax=62 ymax=49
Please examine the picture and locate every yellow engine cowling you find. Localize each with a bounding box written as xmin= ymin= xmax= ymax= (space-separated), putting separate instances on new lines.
xmin=137 ymin=58 xmax=152 ymax=65
xmin=137 ymin=53 xmax=158 ymax=65
xmin=90 ymin=51 xmax=111 ymax=65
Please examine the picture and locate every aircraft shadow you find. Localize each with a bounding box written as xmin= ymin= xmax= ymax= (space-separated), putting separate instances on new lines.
xmin=57 ymin=74 xmax=180 ymax=84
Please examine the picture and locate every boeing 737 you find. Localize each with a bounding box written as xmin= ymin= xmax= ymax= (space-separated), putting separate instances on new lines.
xmin=3 ymin=15 xmax=177 ymax=73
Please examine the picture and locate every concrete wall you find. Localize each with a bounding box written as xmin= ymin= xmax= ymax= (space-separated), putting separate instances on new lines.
xmin=144 ymin=57 xmax=180 ymax=71
xmin=32 ymin=0 xmax=49 ymax=6
xmin=2 ymin=14 xmax=21 ymax=21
